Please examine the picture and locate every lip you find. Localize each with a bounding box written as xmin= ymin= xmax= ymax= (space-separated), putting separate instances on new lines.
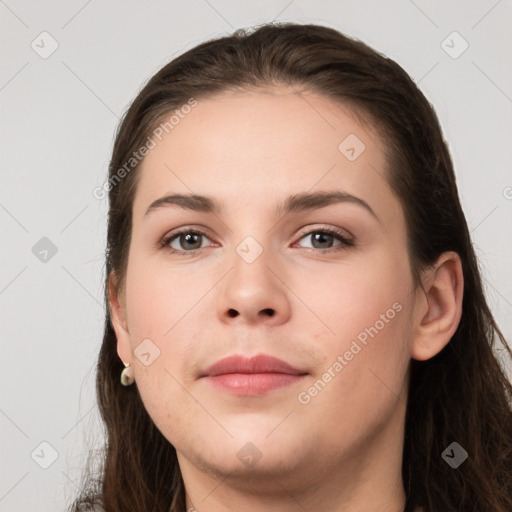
xmin=200 ymin=354 xmax=308 ymax=396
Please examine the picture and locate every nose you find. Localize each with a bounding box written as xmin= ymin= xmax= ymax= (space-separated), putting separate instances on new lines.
xmin=216 ymin=245 xmax=291 ymax=326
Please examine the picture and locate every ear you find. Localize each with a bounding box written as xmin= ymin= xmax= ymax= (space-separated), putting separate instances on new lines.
xmin=107 ymin=272 xmax=132 ymax=364
xmin=411 ymin=251 xmax=464 ymax=361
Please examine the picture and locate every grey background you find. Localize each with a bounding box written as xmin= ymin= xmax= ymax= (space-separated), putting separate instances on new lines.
xmin=1 ymin=1 xmax=511 ymax=511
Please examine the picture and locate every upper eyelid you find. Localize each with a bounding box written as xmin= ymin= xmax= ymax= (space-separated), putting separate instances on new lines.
xmin=295 ymin=224 xmax=354 ymax=239
xmin=163 ymin=224 xmax=352 ymax=239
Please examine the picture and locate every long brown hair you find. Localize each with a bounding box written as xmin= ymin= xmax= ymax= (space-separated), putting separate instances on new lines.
xmin=70 ymin=22 xmax=512 ymax=512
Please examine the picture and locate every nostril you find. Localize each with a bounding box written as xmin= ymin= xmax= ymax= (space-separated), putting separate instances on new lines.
xmin=228 ymin=309 xmax=238 ymax=317
xmin=262 ymin=308 xmax=275 ymax=316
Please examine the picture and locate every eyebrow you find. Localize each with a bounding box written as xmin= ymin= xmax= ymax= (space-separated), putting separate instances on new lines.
xmin=144 ymin=191 xmax=380 ymax=222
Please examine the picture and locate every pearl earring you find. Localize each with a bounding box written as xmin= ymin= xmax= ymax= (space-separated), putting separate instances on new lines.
xmin=120 ymin=362 xmax=134 ymax=386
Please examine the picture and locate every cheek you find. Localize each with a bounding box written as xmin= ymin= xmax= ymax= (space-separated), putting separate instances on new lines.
xmin=296 ymin=249 xmax=412 ymax=402
xmin=123 ymin=256 xmax=210 ymax=415
xmin=293 ymin=249 xmax=411 ymax=344
xmin=124 ymin=252 xmax=208 ymax=343
xmin=295 ymin=303 xmax=411 ymax=458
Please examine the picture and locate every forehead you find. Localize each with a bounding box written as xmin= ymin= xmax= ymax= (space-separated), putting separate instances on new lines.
xmin=132 ymin=87 xmax=397 ymax=223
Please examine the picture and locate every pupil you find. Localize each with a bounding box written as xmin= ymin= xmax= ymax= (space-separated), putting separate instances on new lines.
xmin=313 ymin=232 xmax=332 ymax=248
xmin=183 ymin=233 xmax=200 ymax=249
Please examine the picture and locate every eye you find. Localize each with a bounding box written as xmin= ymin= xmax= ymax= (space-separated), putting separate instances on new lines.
xmin=159 ymin=229 xmax=214 ymax=254
xmin=294 ymin=227 xmax=354 ymax=252
xmin=158 ymin=226 xmax=355 ymax=255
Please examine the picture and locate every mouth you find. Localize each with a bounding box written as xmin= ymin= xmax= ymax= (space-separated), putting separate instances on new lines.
xmin=200 ymin=353 xmax=308 ymax=396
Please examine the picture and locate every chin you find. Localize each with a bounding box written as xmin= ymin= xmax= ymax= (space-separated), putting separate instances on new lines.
xmin=203 ymin=447 xmax=303 ymax=484
xmin=181 ymin=424 xmax=305 ymax=475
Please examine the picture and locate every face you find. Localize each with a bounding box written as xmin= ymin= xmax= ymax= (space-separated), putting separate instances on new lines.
xmin=111 ymin=86 xmax=418 ymax=490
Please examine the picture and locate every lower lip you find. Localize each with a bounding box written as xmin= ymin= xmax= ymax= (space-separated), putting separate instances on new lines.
xmin=203 ymin=373 xmax=306 ymax=396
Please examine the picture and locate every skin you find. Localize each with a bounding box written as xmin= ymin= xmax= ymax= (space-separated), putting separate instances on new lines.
xmin=109 ymin=86 xmax=463 ymax=512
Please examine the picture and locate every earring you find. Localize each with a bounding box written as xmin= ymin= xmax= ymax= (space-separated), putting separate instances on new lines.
xmin=120 ymin=362 xmax=134 ymax=386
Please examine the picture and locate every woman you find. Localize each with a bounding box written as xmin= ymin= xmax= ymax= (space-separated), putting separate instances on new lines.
xmin=71 ymin=22 xmax=512 ymax=512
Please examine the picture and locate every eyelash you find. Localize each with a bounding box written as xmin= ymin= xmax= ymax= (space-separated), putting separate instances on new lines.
xmin=158 ymin=226 xmax=355 ymax=256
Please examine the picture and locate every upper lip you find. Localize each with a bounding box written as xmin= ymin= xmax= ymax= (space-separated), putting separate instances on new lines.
xmin=200 ymin=354 xmax=307 ymax=377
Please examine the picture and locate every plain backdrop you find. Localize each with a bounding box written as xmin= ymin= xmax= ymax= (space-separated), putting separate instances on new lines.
xmin=1 ymin=1 xmax=511 ymax=511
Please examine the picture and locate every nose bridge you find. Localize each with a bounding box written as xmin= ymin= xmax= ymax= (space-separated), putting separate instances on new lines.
xmin=226 ymin=206 xmax=276 ymax=268
xmin=230 ymin=231 xmax=276 ymax=296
